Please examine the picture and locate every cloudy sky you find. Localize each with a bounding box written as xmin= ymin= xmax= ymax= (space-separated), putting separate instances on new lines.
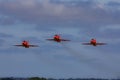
xmin=0 ymin=0 xmax=120 ymax=79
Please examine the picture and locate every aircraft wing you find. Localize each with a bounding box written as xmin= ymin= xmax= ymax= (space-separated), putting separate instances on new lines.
xmin=82 ymin=43 xmax=91 ymax=45
xmin=96 ymin=43 xmax=107 ymax=45
xmin=13 ymin=45 xmax=23 ymax=46
xmin=29 ymin=45 xmax=39 ymax=47
xmin=60 ymin=39 xmax=70 ymax=41
xmin=46 ymin=39 xmax=54 ymax=41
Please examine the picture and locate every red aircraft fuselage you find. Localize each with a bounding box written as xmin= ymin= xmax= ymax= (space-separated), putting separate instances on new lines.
xmin=54 ymin=35 xmax=61 ymax=42
xmin=90 ymin=39 xmax=97 ymax=46
xmin=22 ymin=41 xmax=30 ymax=48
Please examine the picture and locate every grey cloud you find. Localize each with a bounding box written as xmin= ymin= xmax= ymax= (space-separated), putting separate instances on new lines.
xmin=0 ymin=0 xmax=120 ymax=26
xmin=0 ymin=16 xmax=16 ymax=25
xmin=21 ymin=36 xmax=43 ymax=43
xmin=0 ymin=32 xmax=14 ymax=38
xmin=35 ymin=24 xmax=56 ymax=32
xmin=107 ymin=1 xmax=120 ymax=7
xmin=98 ymin=28 xmax=120 ymax=39
xmin=78 ymin=26 xmax=120 ymax=39
xmin=50 ymin=0 xmax=95 ymax=7
xmin=0 ymin=39 xmax=5 ymax=46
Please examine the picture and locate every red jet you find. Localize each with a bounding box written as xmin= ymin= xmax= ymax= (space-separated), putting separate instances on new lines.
xmin=46 ymin=34 xmax=70 ymax=42
xmin=14 ymin=40 xmax=39 ymax=48
xmin=82 ymin=39 xmax=106 ymax=46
